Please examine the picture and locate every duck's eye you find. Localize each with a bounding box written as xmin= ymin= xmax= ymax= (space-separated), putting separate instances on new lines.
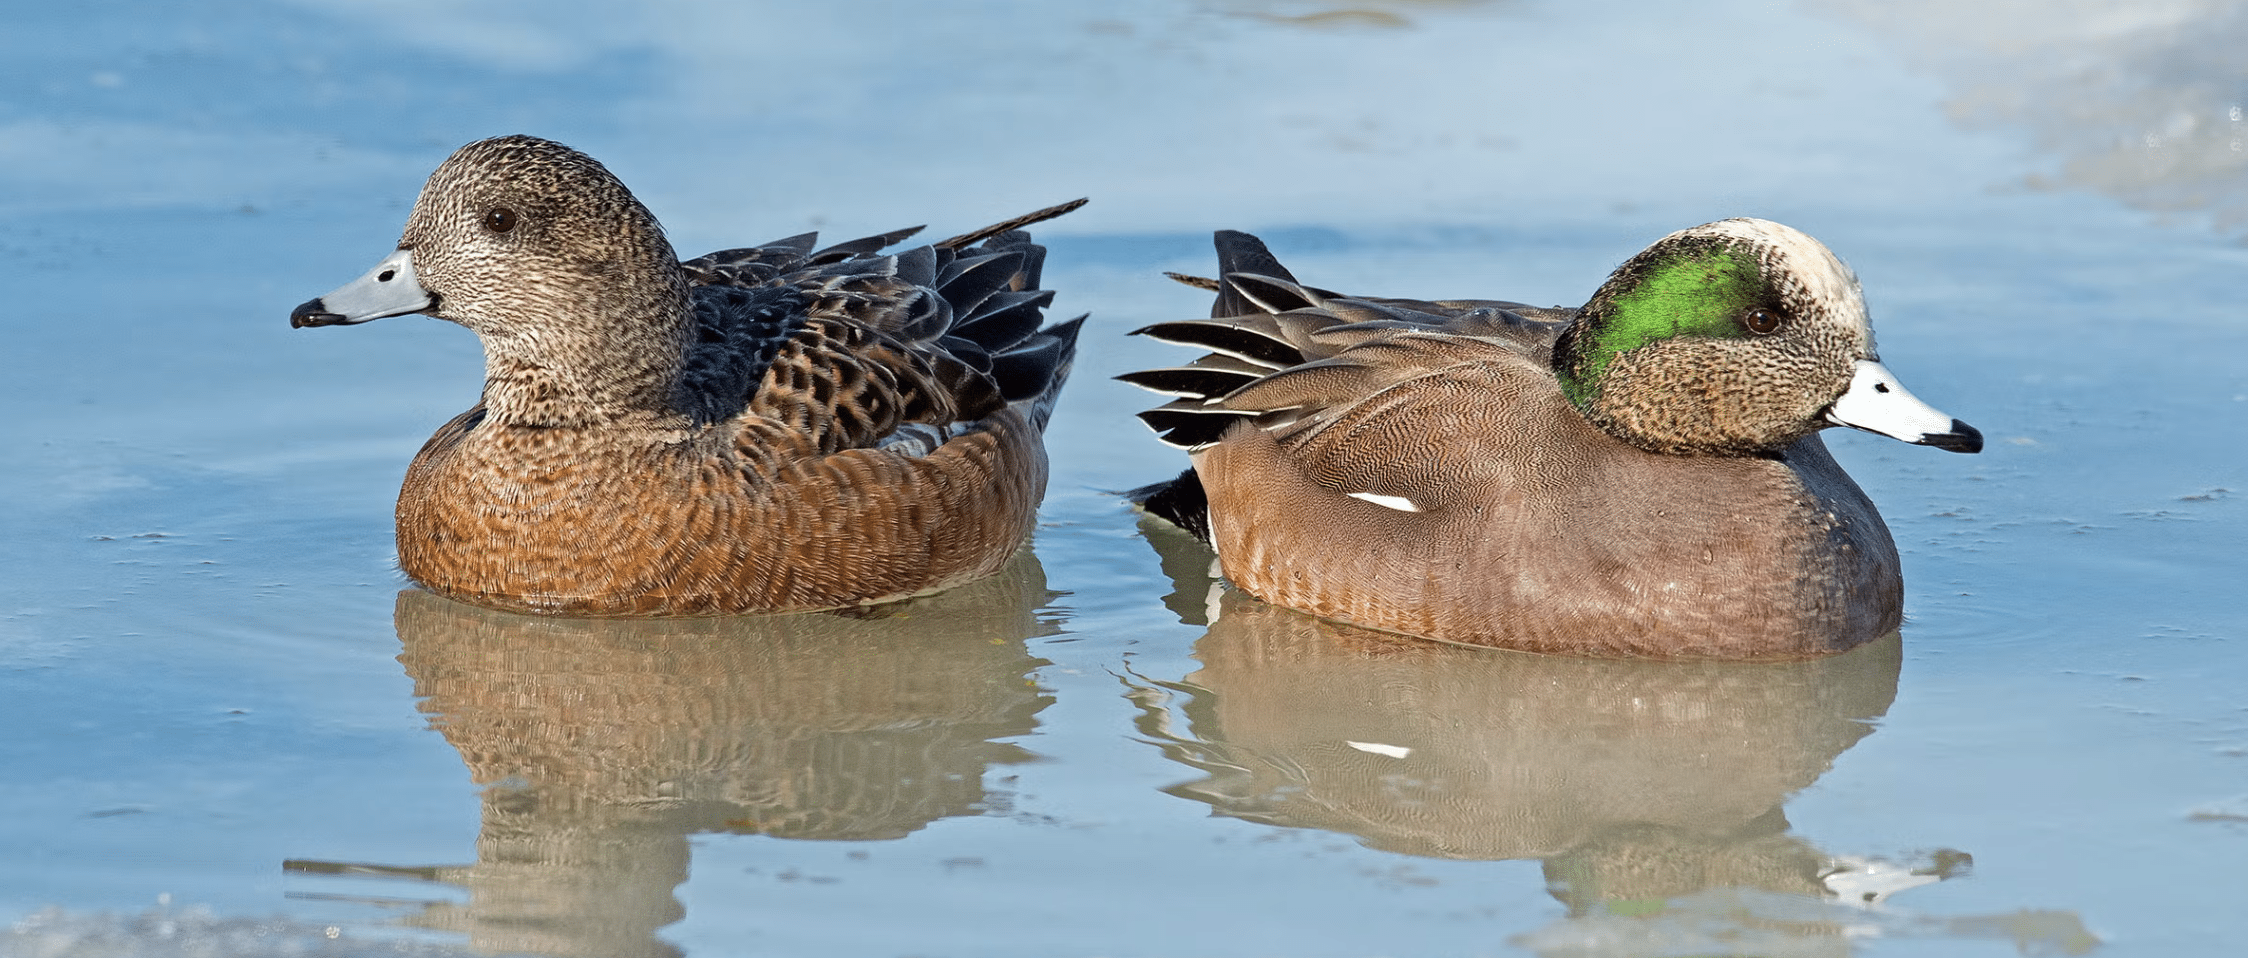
xmin=484 ymin=208 xmax=518 ymax=234
xmin=1742 ymin=307 xmax=1781 ymax=335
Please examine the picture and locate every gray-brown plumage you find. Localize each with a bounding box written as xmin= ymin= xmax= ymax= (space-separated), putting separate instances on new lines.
xmin=292 ymin=135 xmax=1084 ymax=615
xmin=1122 ymin=222 xmax=1980 ymax=659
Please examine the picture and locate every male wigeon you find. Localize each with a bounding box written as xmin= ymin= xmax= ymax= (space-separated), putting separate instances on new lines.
xmin=1123 ymin=221 xmax=1979 ymax=658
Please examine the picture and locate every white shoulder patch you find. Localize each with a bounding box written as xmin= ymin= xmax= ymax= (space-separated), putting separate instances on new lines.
xmin=1346 ymin=491 xmax=1421 ymax=513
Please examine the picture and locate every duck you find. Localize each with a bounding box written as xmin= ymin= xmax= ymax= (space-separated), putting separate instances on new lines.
xmin=1120 ymin=220 xmax=1980 ymax=659
xmin=291 ymin=134 xmax=1084 ymax=616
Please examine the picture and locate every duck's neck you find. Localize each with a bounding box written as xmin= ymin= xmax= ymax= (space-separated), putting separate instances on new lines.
xmin=474 ymin=273 xmax=694 ymax=430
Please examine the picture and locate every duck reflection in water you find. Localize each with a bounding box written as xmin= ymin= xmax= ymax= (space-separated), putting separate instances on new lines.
xmin=287 ymin=553 xmax=1057 ymax=958
xmin=1131 ymin=521 xmax=2096 ymax=956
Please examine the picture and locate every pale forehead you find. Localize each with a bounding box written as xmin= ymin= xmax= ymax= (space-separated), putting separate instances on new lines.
xmin=1694 ymin=218 xmax=1858 ymax=297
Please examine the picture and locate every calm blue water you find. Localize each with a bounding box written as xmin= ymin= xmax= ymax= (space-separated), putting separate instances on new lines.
xmin=3 ymin=2 xmax=2244 ymax=956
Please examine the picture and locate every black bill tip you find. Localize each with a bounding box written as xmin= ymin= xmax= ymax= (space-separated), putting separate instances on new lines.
xmin=289 ymin=297 xmax=350 ymax=329
xmin=1919 ymin=419 xmax=1984 ymax=454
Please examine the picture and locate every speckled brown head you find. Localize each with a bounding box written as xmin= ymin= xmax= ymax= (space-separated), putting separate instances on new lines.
xmin=402 ymin=135 xmax=685 ymax=337
xmin=1552 ymin=218 xmax=1978 ymax=457
xmin=291 ymin=135 xmax=694 ymax=425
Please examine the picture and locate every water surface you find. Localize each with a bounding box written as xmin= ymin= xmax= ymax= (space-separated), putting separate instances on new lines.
xmin=3 ymin=1 xmax=2244 ymax=956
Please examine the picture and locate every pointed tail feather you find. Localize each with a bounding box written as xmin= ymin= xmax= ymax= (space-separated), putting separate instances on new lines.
xmin=937 ymin=198 xmax=1090 ymax=251
xmin=1000 ymin=315 xmax=1085 ymax=430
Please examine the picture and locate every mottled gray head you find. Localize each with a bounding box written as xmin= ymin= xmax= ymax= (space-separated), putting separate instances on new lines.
xmin=1553 ymin=218 xmax=1978 ymax=456
xmin=292 ymin=135 xmax=684 ymax=339
xmin=403 ymin=135 xmax=681 ymax=335
xmin=290 ymin=135 xmax=699 ymax=426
